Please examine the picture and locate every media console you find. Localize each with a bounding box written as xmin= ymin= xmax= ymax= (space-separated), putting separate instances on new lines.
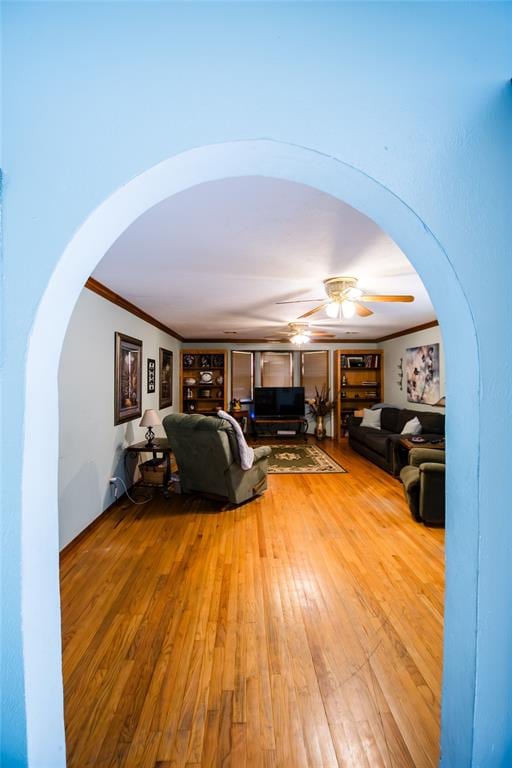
xmin=252 ymin=416 xmax=308 ymax=441
xmin=252 ymin=386 xmax=307 ymax=439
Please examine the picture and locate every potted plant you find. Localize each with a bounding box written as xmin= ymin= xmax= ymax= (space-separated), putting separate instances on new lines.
xmin=308 ymin=384 xmax=336 ymax=441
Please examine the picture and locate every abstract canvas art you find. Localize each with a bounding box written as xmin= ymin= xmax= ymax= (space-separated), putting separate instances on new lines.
xmin=406 ymin=343 xmax=440 ymax=405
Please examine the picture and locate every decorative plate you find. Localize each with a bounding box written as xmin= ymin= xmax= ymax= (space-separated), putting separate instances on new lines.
xmin=183 ymin=354 xmax=194 ymax=368
xmin=199 ymin=371 xmax=213 ymax=384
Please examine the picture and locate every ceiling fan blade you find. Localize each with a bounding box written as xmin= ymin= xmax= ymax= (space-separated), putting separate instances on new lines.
xmin=359 ymin=294 xmax=415 ymax=303
xmin=354 ymin=302 xmax=374 ymax=317
xmin=298 ymin=302 xmax=329 ymax=319
xmin=275 ymin=298 xmax=324 ymax=305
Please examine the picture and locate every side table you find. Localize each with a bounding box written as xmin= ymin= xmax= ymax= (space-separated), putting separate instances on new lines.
xmin=125 ymin=438 xmax=174 ymax=497
xmin=397 ymin=436 xmax=445 ymax=473
xmin=228 ymin=409 xmax=250 ymax=432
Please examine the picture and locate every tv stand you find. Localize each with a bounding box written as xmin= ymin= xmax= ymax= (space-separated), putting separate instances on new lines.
xmin=252 ymin=417 xmax=308 ymax=441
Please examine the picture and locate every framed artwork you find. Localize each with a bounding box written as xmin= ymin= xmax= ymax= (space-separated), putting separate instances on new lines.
xmin=147 ymin=358 xmax=156 ymax=393
xmin=406 ymin=343 xmax=440 ymax=404
xmin=114 ymin=332 xmax=143 ymax=425
xmin=159 ymin=348 xmax=173 ymax=409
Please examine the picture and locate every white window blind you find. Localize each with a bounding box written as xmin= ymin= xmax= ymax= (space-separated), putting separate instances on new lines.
xmin=231 ymin=351 xmax=254 ymax=402
xmin=301 ymin=350 xmax=329 ymax=399
xmin=261 ymin=352 xmax=292 ymax=387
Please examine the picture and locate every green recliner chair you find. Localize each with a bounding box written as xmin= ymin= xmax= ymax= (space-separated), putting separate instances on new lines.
xmin=163 ymin=413 xmax=271 ymax=504
xmin=400 ymin=447 xmax=445 ymax=526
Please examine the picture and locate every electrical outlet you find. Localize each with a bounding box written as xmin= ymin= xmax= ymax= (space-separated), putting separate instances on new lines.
xmin=110 ymin=477 xmax=119 ymax=499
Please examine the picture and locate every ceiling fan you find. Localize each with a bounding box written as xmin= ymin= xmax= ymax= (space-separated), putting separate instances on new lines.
xmin=277 ymin=276 xmax=414 ymax=320
xmin=265 ymin=322 xmax=336 ymax=345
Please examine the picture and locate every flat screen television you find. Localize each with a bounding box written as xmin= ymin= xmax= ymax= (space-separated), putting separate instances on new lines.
xmin=254 ymin=387 xmax=305 ymax=419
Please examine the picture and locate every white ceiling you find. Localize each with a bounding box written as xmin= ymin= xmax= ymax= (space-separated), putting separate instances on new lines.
xmin=93 ymin=176 xmax=436 ymax=340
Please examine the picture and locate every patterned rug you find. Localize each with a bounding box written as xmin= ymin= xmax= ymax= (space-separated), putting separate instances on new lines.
xmin=266 ymin=444 xmax=347 ymax=474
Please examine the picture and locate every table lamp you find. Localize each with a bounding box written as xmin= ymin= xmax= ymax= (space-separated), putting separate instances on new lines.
xmin=139 ymin=409 xmax=161 ymax=447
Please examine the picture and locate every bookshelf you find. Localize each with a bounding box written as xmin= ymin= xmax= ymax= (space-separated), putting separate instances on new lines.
xmin=335 ymin=350 xmax=384 ymax=439
xmin=180 ymin=350 xmax=227 ymax=414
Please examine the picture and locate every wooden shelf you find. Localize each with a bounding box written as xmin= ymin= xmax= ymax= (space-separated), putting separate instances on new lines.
xmin=335 ymin=349 xmax=384 ymax=439
xmin=341 ymin=384 xmax=379 ymax=389
xmin=185 ymin=397 xmax=222 ymax=402
xmin=183 ymin=367 xmax=224 ymax=372
xmin=184 ymin=384 xmax=222 ymax=388
xmin=180 ymin=349 xmax=227 ymax=413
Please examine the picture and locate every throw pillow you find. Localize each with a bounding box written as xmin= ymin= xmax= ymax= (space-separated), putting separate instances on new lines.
xmin=360 ymin=408 xmax=382 ymax=430
xmin=401 ymin=416 xmax=422 ymax=435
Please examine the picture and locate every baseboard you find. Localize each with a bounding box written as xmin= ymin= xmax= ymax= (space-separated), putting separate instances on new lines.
xmin=59 ymin=482 xmax=138 ymax=561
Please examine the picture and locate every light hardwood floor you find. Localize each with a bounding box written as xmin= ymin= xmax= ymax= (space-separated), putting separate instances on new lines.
xmin=60 ymin=439 xmax=444 ymax=768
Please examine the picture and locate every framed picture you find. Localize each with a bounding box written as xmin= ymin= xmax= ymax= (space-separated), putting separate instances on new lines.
xmin=159 ymin=348 xmax=173 ymax=409
xmin=347 ymin=356 xmax=365 ymax=368
xmin=147 ymin=358 xmax=156 ymax=393
xmin=114 ymin=332 xmax=142 ymax=425
xmin=406 ymin=343 xmax=440 ymax=404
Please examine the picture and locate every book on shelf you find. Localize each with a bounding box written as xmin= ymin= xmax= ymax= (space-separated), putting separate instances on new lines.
xmin=363 ymin=354 xmax=380 ymax=368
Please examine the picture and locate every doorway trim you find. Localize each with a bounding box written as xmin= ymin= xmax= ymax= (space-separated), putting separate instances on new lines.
xmin=22 ymin=139 xmax=479 ymax=766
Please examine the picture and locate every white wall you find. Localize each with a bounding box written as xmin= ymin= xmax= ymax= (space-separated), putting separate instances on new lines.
xmin=58 ymin=288 xmax=180 ymax=549
xmin=380 ymin=325 xmax=445 ymax=413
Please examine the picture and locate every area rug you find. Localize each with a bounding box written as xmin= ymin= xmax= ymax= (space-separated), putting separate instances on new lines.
xmin=266 ymin=444 xmax=347 ymax=474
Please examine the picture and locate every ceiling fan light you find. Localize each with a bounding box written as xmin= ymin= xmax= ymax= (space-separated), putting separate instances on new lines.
xmin=347 ymin=287 xmax=363 ymax=299
xmin=341 ymin=300 xmax=356 ymax=319
xmin=326 ymin=302 xmax=340 ymax=319
xmin=290 ymin=332 xmax=309 ymax=345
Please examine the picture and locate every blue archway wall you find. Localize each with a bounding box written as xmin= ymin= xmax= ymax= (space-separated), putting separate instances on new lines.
xmin=1 ymin=3 xmax=511 ymax=766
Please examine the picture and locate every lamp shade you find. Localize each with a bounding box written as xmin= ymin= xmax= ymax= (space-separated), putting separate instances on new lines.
xmin=139 ymin=408 xmax=161 ymax=427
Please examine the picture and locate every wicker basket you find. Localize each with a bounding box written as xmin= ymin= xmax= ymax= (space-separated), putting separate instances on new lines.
xmin=140 ymin=458 xmax=166 ymax=485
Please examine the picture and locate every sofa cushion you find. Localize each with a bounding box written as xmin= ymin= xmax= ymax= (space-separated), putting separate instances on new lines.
xmin=380 ymin=407 xmax=400 ymax=432
xmin=401 ymin=416 xmax=422 ymax=435
xmin=397 ymin=409 xmax=444 ymax=435
xmin=360 ymin=408 xmax=381 ymax=429
xmin=352 ymin=427 xmax=392 ymax=458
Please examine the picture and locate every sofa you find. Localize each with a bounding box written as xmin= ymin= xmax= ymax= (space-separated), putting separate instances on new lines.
xmin=347 ymin=407 xmax=445 ymax=475
xmin=163 ymin=412 xmax=271 ymax=504
xmin=400 ymin=447 xmax=445 ymax=525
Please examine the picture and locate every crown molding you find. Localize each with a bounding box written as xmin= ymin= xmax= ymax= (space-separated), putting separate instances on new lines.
xmin=376 ymin=320 xmax=439 ymax=342
xmin=85 ymin=278 xmax=184 ymax=342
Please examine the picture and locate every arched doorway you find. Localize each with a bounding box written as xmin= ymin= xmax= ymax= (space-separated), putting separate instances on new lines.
xmin=22 ymin=139 xmax=479 ymax=766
